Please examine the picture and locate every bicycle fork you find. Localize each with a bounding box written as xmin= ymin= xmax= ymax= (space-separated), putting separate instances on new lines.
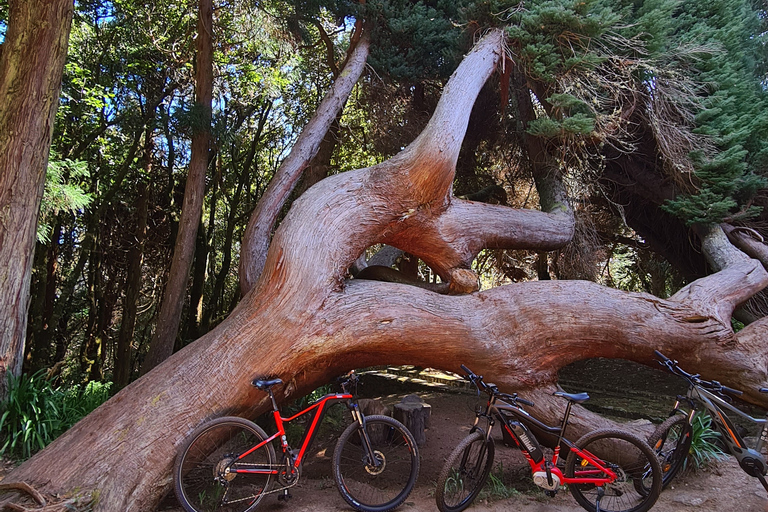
xmin=350 ymin=403 xmax=383 ymax=471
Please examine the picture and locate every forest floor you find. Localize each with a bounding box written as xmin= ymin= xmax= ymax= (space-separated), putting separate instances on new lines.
xmin=156 ymin=361 xmax=768 ymax=512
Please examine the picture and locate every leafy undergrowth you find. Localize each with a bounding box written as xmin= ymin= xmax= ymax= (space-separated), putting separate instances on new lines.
xmin=0 ymin=370 xmax=112 ymax=460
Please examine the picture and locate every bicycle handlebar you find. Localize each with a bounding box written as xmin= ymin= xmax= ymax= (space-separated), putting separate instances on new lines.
xmin=338 ymin=371 xmax=359 ymax=394
xmin=654 ymin=350 xmax=744 ymax=397
xmin=459 ymin=364 xmax=534 ymax=407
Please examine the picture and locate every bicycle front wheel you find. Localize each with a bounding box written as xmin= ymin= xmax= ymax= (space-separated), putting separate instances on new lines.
xmin=434 ymin=431 xmax=494 ymax=512
xmin=647 ymin=414 xmax=691 ymax=489
xmin=174 ymin=416 xmax=276 ymax=512
xmin=333 ymin=415 xmax=420 ymax=512
xmin=565 ymin=428 xmax=662 ymax=512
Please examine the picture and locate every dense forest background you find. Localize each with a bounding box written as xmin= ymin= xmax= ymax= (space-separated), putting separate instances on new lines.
xmin=1 ymin=0 xmax=768 ymax=458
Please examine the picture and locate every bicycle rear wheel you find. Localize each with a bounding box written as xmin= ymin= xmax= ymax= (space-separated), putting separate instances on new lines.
xmin=647 ymin=414 xmax=691 ymax=489
xmin=565 ymin=428 xmax=662 ymax=512
xmin=434 ymin=431 xmax=495 ymax=512
xmin=174 ymin=416 xmax=276 ymax=512
xmin=333 ymin=415 xmax=419 ymax=512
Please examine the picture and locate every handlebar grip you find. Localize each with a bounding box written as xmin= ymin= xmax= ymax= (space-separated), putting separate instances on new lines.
xmin=654 ymin=350 xmax=670 ymax=362
xmin=721 ymin=385 xmax=743 ymax=396
xmin=760 ymin=388 xmax=768 ymax=394
xmin=460 ymin=364 xmax=472 ymax=375
xmin=518 ymin=397 xmax=535 ymax=407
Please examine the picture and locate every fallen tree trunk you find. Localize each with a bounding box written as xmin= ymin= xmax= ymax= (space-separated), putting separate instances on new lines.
xmin=4 ymin=28 xmax=768 ymax=511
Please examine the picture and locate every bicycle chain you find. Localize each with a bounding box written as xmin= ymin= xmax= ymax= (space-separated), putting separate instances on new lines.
xmin=221 ymin=463 xmax=303 ymax=505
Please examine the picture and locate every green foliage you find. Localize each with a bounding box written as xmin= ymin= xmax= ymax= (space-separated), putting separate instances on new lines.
xmin=366 ymin=0 xmax=468 ymax=79
xmin=0 ymin=371 xmax=112 ymax=460
xmin=38 ymin=159 xmax=93 ymax=243
xmin=663 ymin=148 xmax=765 ymax=224
xmin=479 ymin=462 xmax=521 ymax=501
xmin=686 ymin=412 xmax=726 ymax=470
xmin=657 ymin=0 xmax=768 ymax=224
xmin=526 ymin=118 xmax=563 ymax=138
xmin=504 ymin=0 xmax=617 ymax=83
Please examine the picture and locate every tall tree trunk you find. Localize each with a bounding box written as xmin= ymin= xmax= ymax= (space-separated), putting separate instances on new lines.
xmin=4 ymin=29 xmax=768 ymax=511
xmin=0 ymin=0 xmax=73 ymax=399
xmin=115 ymin=181 xmax=150 ymax=389
xmin=141 ymin=0 xmax=213 ymax=374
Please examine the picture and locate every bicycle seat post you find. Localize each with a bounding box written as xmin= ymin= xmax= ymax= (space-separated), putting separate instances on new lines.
xmin=267 ymin=387 xmax=279 ymax=412
xmin=559 ymin=400 xmax=574 ymax=441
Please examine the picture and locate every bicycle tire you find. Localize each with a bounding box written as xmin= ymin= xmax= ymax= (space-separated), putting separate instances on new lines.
xmin=565 ymin=428 xmax=662 ymax=512
xmin=333 ymin=415 xmax=420 ymax=512
xmin=174 ymin=416 xmax=276 ymax=512
xmin=647 ymin=414 xmax=691 ymax=489
xmin=434 ymin=431 xmax=495 ymax=512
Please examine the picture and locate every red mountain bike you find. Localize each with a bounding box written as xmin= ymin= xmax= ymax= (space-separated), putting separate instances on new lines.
xmin=173 ymin=373 xmax=419 ymax=512
xmin=435 ymin=365 xmax=662 ymax=512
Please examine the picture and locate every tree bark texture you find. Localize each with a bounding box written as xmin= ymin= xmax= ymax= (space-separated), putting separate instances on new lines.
xmin=5 ymin=29 xmax=768 ymax=511
xmin=0 ymin=0 xmax=73 ymax=399
xmin=238 ymin=27 xmax=372 ymax=294
xmin=141 ymin=0 xmax=213 ymax=374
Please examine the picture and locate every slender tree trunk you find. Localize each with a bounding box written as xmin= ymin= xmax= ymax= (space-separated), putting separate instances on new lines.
xmin=0 ymin=0 xmax=73 ymax=399
xmin=141 ymin=0 xmax=213 ymax=373
xmin=115 ymin=181 xmax=150 ymax=389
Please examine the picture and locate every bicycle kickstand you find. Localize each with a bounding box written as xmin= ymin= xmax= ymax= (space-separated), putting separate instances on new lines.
xmin=595 ymin=486 xmax=605 ymax=512
xmin=757 ymin=473 xmax=768 ymax=494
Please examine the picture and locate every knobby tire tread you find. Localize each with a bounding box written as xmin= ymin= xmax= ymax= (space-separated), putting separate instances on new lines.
xmin=332 ymin=415 xmax=419 ymax=512
xmin=434 ymin=431 xmax=495 ymax=512
xmin=173 ymin=416 xmax=275 ymax=512
xmin=565 ymin=428 xmax=662 ymax=512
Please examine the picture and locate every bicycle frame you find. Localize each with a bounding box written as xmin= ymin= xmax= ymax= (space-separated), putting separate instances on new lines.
xmin=473 ymin=396 xmax=617 ymax=487
xmin=653 ymin=348 xmax=768 ymax=491
xmin=230 ymin=391 xmax=356 ymax=476
xmin=672 ymin=382 xmax=768 ymax=480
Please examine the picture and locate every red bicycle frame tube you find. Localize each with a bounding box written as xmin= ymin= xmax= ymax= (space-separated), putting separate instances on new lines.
xmin=231 ymin=392 xmax=353 ymax=474
xmin=501 ymin=421 xmax=617 ymax=486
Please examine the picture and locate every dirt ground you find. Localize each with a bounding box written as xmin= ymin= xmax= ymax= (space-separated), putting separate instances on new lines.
xmin=159 ymin=389 xmax=767 ymax=512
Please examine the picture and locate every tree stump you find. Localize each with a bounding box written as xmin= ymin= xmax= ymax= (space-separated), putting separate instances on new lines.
xmin=393 ymin=395 xmax=431 ymax=446
xmin=358 ymin=398 xmax=391 ymax=444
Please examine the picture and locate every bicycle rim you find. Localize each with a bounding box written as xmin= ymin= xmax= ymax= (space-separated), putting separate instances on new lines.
xmin=647 ymin=415 xmax=690 ymax=489
xmin=565 ymin=428 xmax=662 ymax=512
xmin=435 ymin=432 xmax=494 ymax=512
xmin=333 ymin=415 xmax=419 ymax=512
xmin=174 ymin=417 xmax=275 ymax=512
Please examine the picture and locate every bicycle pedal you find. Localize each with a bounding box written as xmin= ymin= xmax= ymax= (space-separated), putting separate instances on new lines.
xmin=545 ymin=490 xmax=557 ymax=498
xmin=277 ymin=492 xmax=293 ymax=501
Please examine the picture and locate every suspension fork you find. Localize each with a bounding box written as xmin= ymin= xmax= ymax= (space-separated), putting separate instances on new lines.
xmin=349 ymin=401 xmax=381 ymax=467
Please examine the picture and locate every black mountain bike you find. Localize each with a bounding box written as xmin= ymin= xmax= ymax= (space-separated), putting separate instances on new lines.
xmin=435 ymin=365 xmax=662 ymax=512
xmin=648 ymin=350 xmax=768 ymax=492
xmin=173 ymin=373 xmax=420 ymax=512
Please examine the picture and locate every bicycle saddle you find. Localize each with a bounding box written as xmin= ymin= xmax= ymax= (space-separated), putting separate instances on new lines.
xmin=554 ymin=391 xmax=590 ymax=403
xmin=252 ymin=377 xmax=283 ymax=389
